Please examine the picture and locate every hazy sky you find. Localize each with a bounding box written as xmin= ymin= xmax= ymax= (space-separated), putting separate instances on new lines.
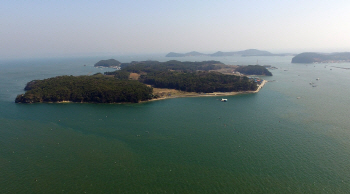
xmin=2 ymin=0 xmax=350 ymax=59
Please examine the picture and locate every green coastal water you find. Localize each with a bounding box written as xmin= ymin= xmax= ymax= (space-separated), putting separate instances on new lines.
xmin=1 ymin=56 xmax=350 ymax=193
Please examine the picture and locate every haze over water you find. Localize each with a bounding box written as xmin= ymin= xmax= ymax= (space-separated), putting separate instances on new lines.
xmin=1 ymin=55 xmax=350 ymax=193
xmin=2 ymin=1 xmax=350 ymax=59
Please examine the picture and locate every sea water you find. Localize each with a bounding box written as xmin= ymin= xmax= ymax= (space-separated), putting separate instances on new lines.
xmin=1 ymin=56 xmax=350 ymax=193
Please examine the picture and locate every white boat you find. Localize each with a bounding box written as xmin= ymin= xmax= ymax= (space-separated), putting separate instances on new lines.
xmin=221 ymin=98 xmax=227 ymax=102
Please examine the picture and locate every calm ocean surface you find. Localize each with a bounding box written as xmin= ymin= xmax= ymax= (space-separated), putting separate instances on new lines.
xmin=1 ymin=55 xmax=350 ymax=193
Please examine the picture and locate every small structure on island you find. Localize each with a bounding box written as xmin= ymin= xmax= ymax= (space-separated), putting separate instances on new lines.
xmin=221 ymin=98 xmax=228 ymax=102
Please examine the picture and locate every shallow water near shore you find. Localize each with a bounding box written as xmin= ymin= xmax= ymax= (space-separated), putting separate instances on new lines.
xmin=1 ymin=56 xmax=350 ymax=193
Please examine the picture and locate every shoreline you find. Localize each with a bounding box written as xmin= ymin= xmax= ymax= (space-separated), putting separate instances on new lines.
xmin=145 ymin=80 xmax=267 ymax=102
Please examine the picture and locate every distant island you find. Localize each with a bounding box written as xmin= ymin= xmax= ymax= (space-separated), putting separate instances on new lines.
xmin=166 ymin=49 xmax=292 ymax=57
xmin=94 ymin=59 xmax=121 ymax=68
xmin=166 ymin=51 xmax=206 ymax=57
xmin=15 ymin=60 xmax=272 ymax=103
xmin=291 ymin=52 xmax=350 ymax=63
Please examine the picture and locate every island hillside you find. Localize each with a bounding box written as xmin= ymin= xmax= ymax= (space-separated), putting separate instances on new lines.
xmin=291 ymin=52 xmax=350 ymax=63
xmin=15 ymin=74 xmax=153 ymax=103
xmin=105 ymin=60 xmax=272 ymax=93
xmin=16 ymin=60 xmax=272 ymax=103
xmin=235 ymin=65 xmax=273 ymax=76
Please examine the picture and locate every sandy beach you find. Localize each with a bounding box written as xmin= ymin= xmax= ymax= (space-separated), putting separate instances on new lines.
xmin=147 ymin=80 xmax=267 ymax=102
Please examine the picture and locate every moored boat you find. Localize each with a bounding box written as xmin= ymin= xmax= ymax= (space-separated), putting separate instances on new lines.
xmin=221 ymin=98 xmax=227 ymax=102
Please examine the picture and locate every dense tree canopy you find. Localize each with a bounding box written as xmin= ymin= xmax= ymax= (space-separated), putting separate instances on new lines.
xmin=104 ymin=60 xmax=259 ymax=93
xmin=236 ymin=65 xmax=273 ymax=76
xmin=120 ymin=60 xmax=224 ymax=73
xmin=105 ymin=60 xmax=262 ymax=93
xmin=104 ymin=71 xmax=130 ymax=80
xmin=94 ymin=59 xmax=121 ymax=67
xmin=16 ymin=75 xmax=153 ymax=103
xmin=16 ymin=60 xmax=268 ymax=103
xmin=140 ymin=71 xmax=257 ymax=93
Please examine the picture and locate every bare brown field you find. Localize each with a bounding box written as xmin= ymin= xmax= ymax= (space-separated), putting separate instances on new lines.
xmin=129 ymin=73 xmax=140 ymax=80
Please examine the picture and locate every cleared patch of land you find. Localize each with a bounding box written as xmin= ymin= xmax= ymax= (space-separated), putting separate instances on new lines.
xmin=129 ymin=73 xmax=140 ymax=80
xmin=210 ymin=65 xmax=241 ymax=75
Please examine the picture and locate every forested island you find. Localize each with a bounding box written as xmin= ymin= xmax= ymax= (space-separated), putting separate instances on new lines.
xmin=94 ymin=59 xmax=121 ymax=67
xmin=16 ymin=60 xmax=272 ymax=103
xmin=166 ymin=49 xmax=292 ymax=57
xmin=291 ymin=52 xmax=350 ymax=63
xmin=15 ymin=74 xmax=153 ymax=103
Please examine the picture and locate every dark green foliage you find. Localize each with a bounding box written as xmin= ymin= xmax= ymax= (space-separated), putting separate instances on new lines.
xmin=114 ymin=71 xmax=130 ymax=80
xmin=120 ymin=60 xmax=223 ymax=73
xmin=236 ymin=65 xmax=272 ymax=76
xmin=94 ymin=59 xmax=121 ymax=67
xmin=140 ymin=71 xmax=257 ymax=93
xmin=104 ymin=71 xmax=130 ymax=80
xmin=15 ymin=75 xmax=153 ymax=103
xmin=16 ymin=60 xmax=265 ymax=104
xmin=105 ymin=60 xmax=258 ymax=93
